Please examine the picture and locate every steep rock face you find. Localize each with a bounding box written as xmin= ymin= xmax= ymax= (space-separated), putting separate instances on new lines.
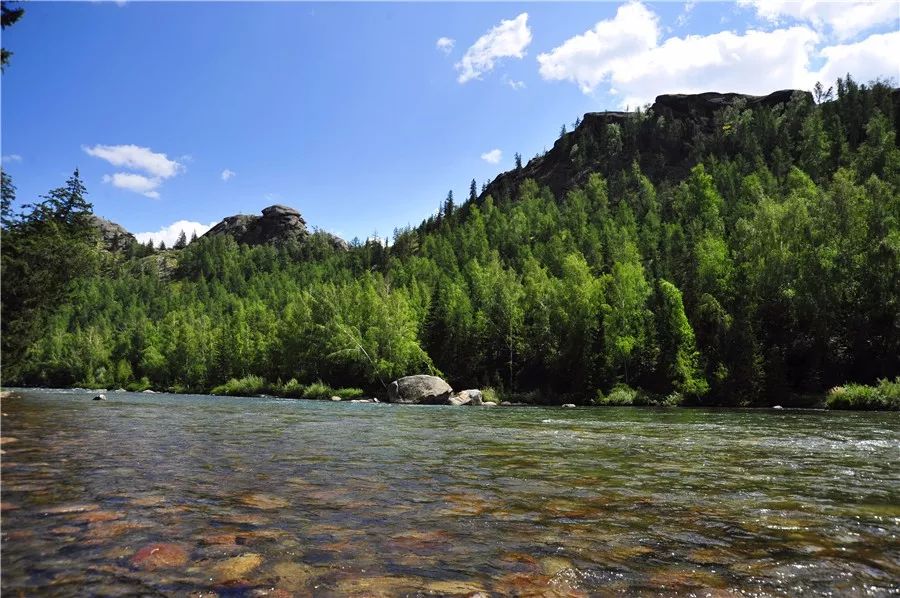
xmin=481 ymin=89 xmax=811 ymax=203
xmin=89 ymin=215 xmax=136 ymax=251
xmin=203 ymin=205 xmax=310 ymax=246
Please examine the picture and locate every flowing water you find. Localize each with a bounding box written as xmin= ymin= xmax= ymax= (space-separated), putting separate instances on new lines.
xmin=1 ymin=388 xmax=898 ymax=597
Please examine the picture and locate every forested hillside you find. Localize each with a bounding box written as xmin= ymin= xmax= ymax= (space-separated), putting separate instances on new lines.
xmin=2 ymin=76 xmax=898 ymax=406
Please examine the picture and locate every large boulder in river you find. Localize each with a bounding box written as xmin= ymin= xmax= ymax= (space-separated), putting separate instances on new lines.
xmin=387 ymin=375 xmax=453 ymax=404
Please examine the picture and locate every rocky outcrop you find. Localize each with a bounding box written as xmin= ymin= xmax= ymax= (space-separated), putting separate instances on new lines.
xmin=89 ymin=215 xmax=136 ymax=251
xmin=480 ymin=89 xmax=810 ymax=205
xmin=387 ymin=375 xmax=453 ymax=404
xmin=203 ymin=205 xmax=311 ymax=246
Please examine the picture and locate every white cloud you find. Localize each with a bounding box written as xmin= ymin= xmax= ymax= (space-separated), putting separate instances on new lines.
xmin=740 ymin=0 xmax=898 ymax=41
xmin=436 ymin=37 xmax=455 ymax=54
xmin=503 ymin=75 xmax=526 ymax=90
xmin=813 ymin=30 xmax=900 ymax=89
xmin=221 ymin=169 xmax=236 ymax=182
xmin=456 ymin=13 xmax=532 ymax=83
xmin=538 ymin=2 xmax=897 ymax=107
xmin=1 ymin=154 xmax=22 ymax=163
xmin=481 ymin=149 xmax=503 ymax=164
xmin=102 ymin=172 xmax=162 ymax=199
xmin=134 ymin=220 xmax=219 ymax=247
xmin=537 ymin=1 xmax=661 ymax=94
xmin=83 ymin=144 xmax=183 ymax=178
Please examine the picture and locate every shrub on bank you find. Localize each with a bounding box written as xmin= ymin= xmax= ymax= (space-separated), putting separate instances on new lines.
xmin=595 ymin=384 xmax=642 ymax=406
xmin=211 ymin=375 xmax=268 ymax=396
xmin=210 ymin=376 xmax=365 ymax=400
xmin=482 ymin=387 xmax=499 ymax=404
xmin=826 ymin=378 xmax=900 ymax=410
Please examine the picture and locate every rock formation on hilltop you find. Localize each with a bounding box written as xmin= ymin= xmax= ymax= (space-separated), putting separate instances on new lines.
xmin=202 ymin=204 xmax=309 ymax=245
xmin=202 ymin=204 xmax=349 ymax=250
xmin=88 ymin=215 xmax=136 ymax=251
xmin=481 ymin=89 xmax=812 ymax=203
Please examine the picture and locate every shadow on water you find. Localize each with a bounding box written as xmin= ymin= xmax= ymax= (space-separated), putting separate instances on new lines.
xmin=1 ymin=388 xmax=898 ymax=596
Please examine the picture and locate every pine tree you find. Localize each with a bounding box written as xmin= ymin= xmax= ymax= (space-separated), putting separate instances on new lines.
xmin=158 ymin=240 xmax=167 ymax=251
xmin=174 ymin=230 xmax=187 ymax=249
xmin=515 ymin=152 xmax=523 ymax=170
xmin=190 ymin=230 xmax=198 ymax=244
xmin=1 ymin=168 xmax=16 ymax=228
xmin=1 ymin=2 xmax=24 ymax=71
xmin=469 ymin=179 xmax=477 ymax=203
xmin=443 ymin=190 xmax=454 ymax=218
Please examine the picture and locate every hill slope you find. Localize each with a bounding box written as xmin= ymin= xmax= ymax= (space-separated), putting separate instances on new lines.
xmin=2 ymin=75 xmax=898 ymax=406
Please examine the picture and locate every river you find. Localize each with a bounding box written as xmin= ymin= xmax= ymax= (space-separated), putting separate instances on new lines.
xmin=1 ymin=388 xmax=898 ymax=596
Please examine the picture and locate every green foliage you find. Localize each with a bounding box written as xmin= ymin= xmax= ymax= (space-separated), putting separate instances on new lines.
xmin=211 ymin=375 xmax=268 ymax=396
xmin=2 ymin=76 xmax=898 ymax=408
xmin=481 ymin=387 xmax=499 ymax=404
xmin=826 ymin=378 xmax=900 ymax=411
xmin=595 ymin=384 xmax=644 ymax=406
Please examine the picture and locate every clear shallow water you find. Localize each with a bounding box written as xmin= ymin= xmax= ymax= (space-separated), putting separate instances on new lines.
xmin=1 ymin=388 xmax=898 ymax=597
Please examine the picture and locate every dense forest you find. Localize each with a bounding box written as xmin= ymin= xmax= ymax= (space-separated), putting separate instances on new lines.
xmin=2 ymin=76 xmax=898 ymax=406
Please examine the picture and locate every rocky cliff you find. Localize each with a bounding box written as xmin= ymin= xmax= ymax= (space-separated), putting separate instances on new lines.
xmin=481 ymin=89 xmax=811 ymax=203
xmin=202 ymin=204 xmax=348 ymax=249
xmin=88 ymin=215 xmax=136 ymax=251
xmin=202 ymin=204 xmax=309 ymax=245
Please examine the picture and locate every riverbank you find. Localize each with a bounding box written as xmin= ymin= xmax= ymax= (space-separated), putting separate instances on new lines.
xmin=4 ymin=375 xmax=899 ymax=410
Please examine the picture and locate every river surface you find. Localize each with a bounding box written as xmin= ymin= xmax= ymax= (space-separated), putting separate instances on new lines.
xmin=1 ymin=388 xmax=898 ymax=597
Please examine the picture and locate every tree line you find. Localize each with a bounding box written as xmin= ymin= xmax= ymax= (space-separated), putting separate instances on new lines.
xmin=2 ymin=75 xmax=898 ymax=405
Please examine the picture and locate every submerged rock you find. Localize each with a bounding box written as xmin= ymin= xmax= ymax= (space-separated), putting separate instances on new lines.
xmin=93 ymin=393 xmax=107 ymax=401
xmin=387 ymin=375 xmax=452 ymax=404
xmin=240 ymin=493 xmax=289 ymax=510
xmin=540 ymin=556 xmax=574 ymax=577
xmin=131 ymin=543 xmax=189 ymax=570
xmin=211 ymin=553 xmax=263 ymax=582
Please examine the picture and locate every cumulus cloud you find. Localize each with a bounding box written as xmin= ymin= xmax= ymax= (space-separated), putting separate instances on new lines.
xmin=83 ymin=144 xmax=182 ymax=178
xmin=537 ymin=1 xmax=896 ymax=108
xmin=134 ymin=220 xmax=219 ymax=247
xmin=102 ymin=173 xmax=163 ymax=199
xmin=456 ymin=13 xmax=532 ymax=83
xmin=436 ymin=37 xmax=455 ymax=54
xmin=739 ymin=0 xmax=898 ymax=41
xmin=221 ymin=169 xmax=236 ymax=182
xmin=503 ymin=75 xmax=526 ymax=90
xmin=85 ymin=144 xmax=184 ymax=198
xmin=813 ymin=31 xmax=900 ymax=89
xmin=1 ymin=154 xmax=22 ymax=163
xmin=481 ymin=149 xmax=503 ymax=164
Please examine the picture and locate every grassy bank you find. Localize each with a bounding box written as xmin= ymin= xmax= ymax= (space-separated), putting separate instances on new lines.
xmin=209 ymin=376 xmax=365 ymax=400
xmin=825 ymin=378 xmax=900 ymax=411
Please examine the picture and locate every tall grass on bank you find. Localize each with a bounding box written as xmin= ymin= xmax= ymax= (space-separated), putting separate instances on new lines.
xmin=826 ymin=378 xmax=900 ymax=410
xmin=210 ymin=376 xmax=364 ymax=400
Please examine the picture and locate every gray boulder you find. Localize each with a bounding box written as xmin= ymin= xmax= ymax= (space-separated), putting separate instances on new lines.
xmin=93 ymin=393 xmax=107 ymax=401
xmin=448 ymin=395 xmax=471 ymax=406
xmin=562 ymin=403 xmax=577 ymax=408
xmin=457 ymin=389 xmax=483 ymax=406
xmin=387 ymin=375 xmax=453 ymax=404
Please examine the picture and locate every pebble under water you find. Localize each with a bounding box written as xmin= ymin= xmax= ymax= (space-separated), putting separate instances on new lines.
xmin=1 ymin=388 xmax=898 ymax=596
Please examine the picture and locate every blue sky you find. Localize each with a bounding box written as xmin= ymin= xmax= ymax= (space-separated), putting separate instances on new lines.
xmin=2 ymin=1 xmax=897 ymax=244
